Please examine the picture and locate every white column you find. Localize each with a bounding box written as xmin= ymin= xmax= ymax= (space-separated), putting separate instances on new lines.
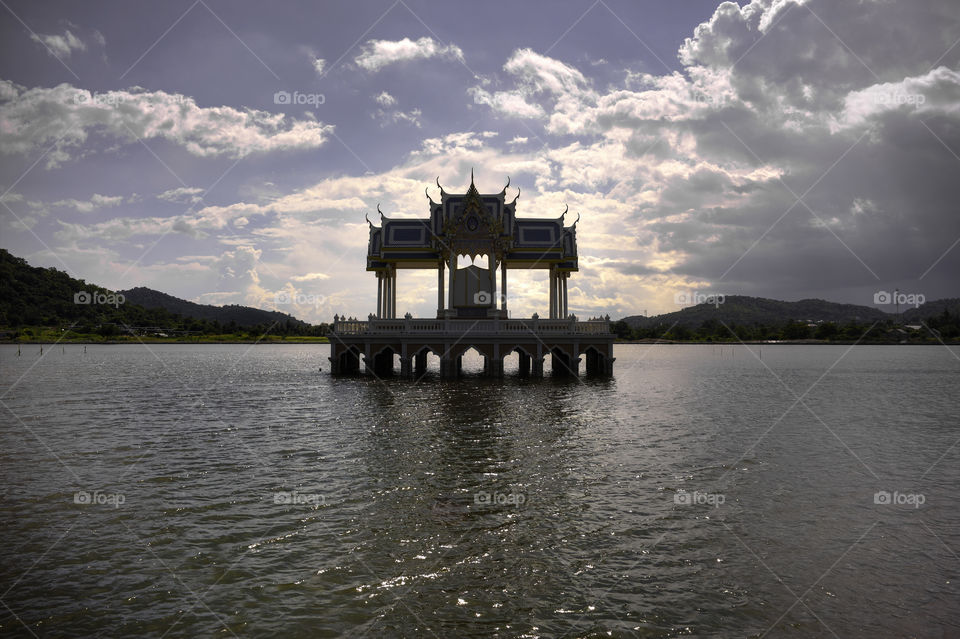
xmin=549 ymin=267 xmax=556 ymax=319
xmin=376 ymin=272 xmax=383 ymax=318
xmin=562 ymin=273 xmax=568 ymax=318
xmin=391 ymin=268 xmax=397 ymax=318
xmin=448 ymin=256 xmax=455 ymax=311
xmin=385 ymin=270 xmax=392 ymax=318
xmin=500 ymin=259 xmax=507 ymax=314
xmin=438 ymin=261 xmax=444 ymax=314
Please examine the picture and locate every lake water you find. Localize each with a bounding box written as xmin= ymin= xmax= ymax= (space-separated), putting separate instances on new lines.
xmin=0 ymin=343 xmax=958 ymax=638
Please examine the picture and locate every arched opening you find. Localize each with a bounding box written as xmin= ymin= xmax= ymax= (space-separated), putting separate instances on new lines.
xmin=502 ymin=349 xmax=520 ymax=376
xmin=456 ymin=346 xmax=486 ymax=376
xmin=456 ymin=254 xmax=490 ymax=269
xmin=412 ymin=346 xmax=442 ymax=380
xmin=337 ymin=346 xmax=362 ymax=374
xmin=502 ymin=347 xmax=534 ymax=377
xmin=583 ymin=346 xmax=606 ymax=376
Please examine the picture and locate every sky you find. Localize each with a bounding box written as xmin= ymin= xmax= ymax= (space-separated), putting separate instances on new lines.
xmin=1 ymin=0 xmax=958 ymax=323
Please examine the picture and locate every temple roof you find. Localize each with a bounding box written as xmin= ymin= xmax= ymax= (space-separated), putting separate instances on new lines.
xmin=367 ymin=174 xmax=578 ymax=270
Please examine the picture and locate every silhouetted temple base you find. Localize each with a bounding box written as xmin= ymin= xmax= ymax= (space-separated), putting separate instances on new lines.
xmin=328 ymin=316 xmax=614 ymax=380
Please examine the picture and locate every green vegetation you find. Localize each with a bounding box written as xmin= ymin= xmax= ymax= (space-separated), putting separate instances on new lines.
xmin=612 ymin=313 xmax=959 ymax=344
xmin=615 ymin=294 xmax=960 ymax=344
xmin=12 ymin=327 xmax=329 ymax=343
xmin=0 ymin=249 xmax=329 ymax=342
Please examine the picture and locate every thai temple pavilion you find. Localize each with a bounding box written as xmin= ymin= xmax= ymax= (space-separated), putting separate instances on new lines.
xmin=329 ymin=173 xmax=614 ymax=379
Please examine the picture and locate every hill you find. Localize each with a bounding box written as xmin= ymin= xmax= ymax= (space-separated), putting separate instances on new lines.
xmin=620 ymin=296 xmax=890 ymax=329
xmin=0 ymin=248 xmax=178 ymax=329
xmin=119 ymin=286 xmax=308 ymax=329
xmin=902 ymin=298 xmax=960 ymax=323
xmin=0 ymin=248 xmax=314 ymax=336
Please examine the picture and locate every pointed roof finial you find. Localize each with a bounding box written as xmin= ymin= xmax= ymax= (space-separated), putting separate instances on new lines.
xmin=436 ymin=176 xmax=446 ymax=196
xmin=425 ymin=186 xmax=435 ymax=205
xmin=500 ymin=176 xmax=510 ymax=195
xmin=377 ymin=203 xmax=385 ymax=218
xmin=572 ymin=211 xmax=581 ymax=228
xmin=470 ymin=167 xmax=476 ymax=189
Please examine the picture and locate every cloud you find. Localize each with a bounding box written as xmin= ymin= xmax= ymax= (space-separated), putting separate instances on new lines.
xmin=29 ymin=30 xmax=87 ymax=58
xmin=0 ymin=80 xmax=335 ymax=168
xmin=458 ymin=0 xmax=960 ymax=313
xmin=469 ymin=87 xmax=544 ymax=118
xmin=375 ymin=91 xmax=397 ymax=107
xmin=51 ymin=193 xmax=125 ymax=212
xmin=354 ymin=37 xmax=464 ymax=72
xmin=312 ymin=57 xmax=326 ymax=75
xmin=11 ymin=0 xmax=960 ymax=321
xmin=290 ymin=272 xmax=330 ymax=281
xmin=469 ymin=48 xmax=595 ymax=130
xmin=157 ymin=187 xmax=205 ymax=204
xmin=837 ymin=66 xmax=960 ymax=129
xmin=369 ymin=90 xmax=422 ymax=126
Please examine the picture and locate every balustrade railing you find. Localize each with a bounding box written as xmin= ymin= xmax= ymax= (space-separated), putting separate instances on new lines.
xmin=330 ymin=315 xmax=611 ymax=336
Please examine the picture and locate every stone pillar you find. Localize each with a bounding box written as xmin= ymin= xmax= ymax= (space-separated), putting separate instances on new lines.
xmin=562 ymin=273 xmax=568 ymax=318
xmin=376 ymin=272 xmax=383 ymax=318
xmin=518 ymin=351 xmax=530 ymax=377
xmin=490 ymin=344 xmax=502 ymax=377
xmin=328 ymin=352 xmax=338 ymax=375
xmin=391 ymin=267 xmax=397 ymax=319
xmin=438 ymin=261 xmax=445 ymax=315
xmin=400 ymin=343 xmax=410 ymax=378
xmin=532 ymin=355 xmax=544 ymax=378
xmin=549 ymin=267 xmax=556 ymax=319
xmin=415 ymin=350 xmax=427 ymax=377
xmin=501 ymin=259 xmax=507 ymax=314
xmin=447 ymin=257 xmax=455 ymax=311
xmin=605 ymin=355 xmax=615 ymax=375
xmin=440 ymin=344 xmax=454 ymax=379
xmin=389 ymin=269 xmax=395 ymax=318
xmin=383 ymin=272 xmax=391 ymax=319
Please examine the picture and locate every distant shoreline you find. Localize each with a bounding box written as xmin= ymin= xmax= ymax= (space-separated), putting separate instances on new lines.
xmin=4 ymin=339 xmax=956 ymax=346
xmin=616 ymin=339 xmax=959 ymax=345
xmin=3 ymin=338 xmax=330 ymax=345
